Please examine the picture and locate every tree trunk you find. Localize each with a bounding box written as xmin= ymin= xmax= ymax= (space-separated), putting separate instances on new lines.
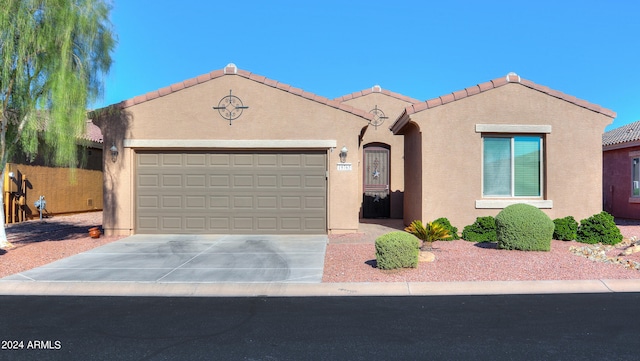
xmin=0 ymin=171 xmax=14 ymax=249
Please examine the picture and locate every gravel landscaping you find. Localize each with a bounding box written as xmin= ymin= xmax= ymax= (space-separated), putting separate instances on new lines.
xmin=1 ymin=212 xmax=640 ymax=283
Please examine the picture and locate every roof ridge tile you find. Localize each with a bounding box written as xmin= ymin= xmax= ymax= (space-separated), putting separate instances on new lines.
xmin=402 ymin=73 xmax=615 ymax=119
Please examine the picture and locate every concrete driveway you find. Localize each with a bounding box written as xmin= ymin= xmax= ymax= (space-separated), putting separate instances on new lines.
xmin=2 ymin=234 xmax=327 ymax=283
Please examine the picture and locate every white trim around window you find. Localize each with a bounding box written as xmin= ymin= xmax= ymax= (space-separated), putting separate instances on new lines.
xmin=476 ymin=199 xmax=553 ymax=209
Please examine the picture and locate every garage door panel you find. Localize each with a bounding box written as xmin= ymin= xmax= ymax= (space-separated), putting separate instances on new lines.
xmin=160 ymin=154 xmax=182 ymax=166
xmin=233 ymin=175 xmax=254 ymax=188
xmin=210 ymin=154 xmax=231 ymax=166
xmin=210 ymin=175 xmax=230 ymax=188
xmin=161 ymin=196 xmax=182 ymax=208
xmin=210 ymin=195 xmax=230 ymax=208
xmin=305 ymin=154 xmax=326 ymax=167
xmin=186 ymin=174 xmax=206 ymax=187
xmin=186 ymin=154 xmax=206 ymax=166
xmin=139 ymin=174 xmax=159 ymax=187
xmin=138 ymin=153 xmax=160 ymax=166
xmin=186 ymin=196 xmax=206 ymax=209
xmin=139 ymin=195 xmax=159 ymax=208
xmin=136 ymin=150 xmax=326 ymax=234
xmin=162 ymin=174 xmax=182 ymax=187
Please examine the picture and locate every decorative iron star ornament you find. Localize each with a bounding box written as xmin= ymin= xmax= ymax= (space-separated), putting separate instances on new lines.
xmin=372 ymin=170 xmax=380 ymax=178
xmin=213 ymin=89 xmax=249 ymax=125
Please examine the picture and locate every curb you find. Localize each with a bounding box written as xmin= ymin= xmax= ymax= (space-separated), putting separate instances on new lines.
xmin=1 ymin=279 xmax=639 ymax=297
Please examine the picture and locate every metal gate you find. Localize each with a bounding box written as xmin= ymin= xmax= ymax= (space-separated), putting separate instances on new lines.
xmin=362 ymin=146 xmax=390 ymax=218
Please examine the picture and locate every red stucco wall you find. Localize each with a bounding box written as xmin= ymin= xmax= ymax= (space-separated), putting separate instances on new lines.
xmin=603 ymin=146 xmax=640 ymax=219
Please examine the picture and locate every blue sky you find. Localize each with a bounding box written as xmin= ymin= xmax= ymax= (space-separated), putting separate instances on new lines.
xmin=97 ymin=0 xmax=640 ymax=131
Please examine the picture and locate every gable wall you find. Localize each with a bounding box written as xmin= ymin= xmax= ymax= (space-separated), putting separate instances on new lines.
xmin=408 ymin=83 xmax=613 ymax=229
xmin=101 ymin=75 xmax=370 ymax=235
xmin=341 ymin=92 xmax=414 ymax=219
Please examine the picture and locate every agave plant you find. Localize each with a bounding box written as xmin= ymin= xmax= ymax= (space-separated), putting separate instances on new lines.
xmin=405 ymin=220 xmax=451 ymax=250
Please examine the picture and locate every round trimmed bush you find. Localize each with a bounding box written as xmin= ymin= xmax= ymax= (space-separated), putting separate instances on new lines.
xmin=495 ymin=203 xmax=554 ymax=251
xmin=576 ymin=211 xmax=623 ymax=245
xmin=374 ymin=231 xmax=420 ymax=270
xmin=462 ymin=216 xmax=497 ymax=243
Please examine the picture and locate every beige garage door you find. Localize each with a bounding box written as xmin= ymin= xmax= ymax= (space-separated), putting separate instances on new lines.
xmin=136 ymin=150 xmax=327 ymax=234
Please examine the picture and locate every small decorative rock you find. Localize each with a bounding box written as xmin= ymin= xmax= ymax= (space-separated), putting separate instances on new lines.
xmin=419 ymin=251 xmax=436 ymax=263
xmin=620 ymin=245 xmax=640 ymax=256
xmin=569 ymin=236 xmax=640 ymax=271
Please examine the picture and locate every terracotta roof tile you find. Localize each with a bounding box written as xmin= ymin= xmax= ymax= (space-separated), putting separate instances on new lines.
xmin=603 ymin=120 xmax=640 ymax=147
xmin=264 ymin=78 xmax=278 ymax=87
xmin=440 ymin=93 xmax=456 ymax=104
xmin=465 ymin=85 xmax=481 ymax=96
xmin=145 ymin=91 xmax=160 ymax=101
xmin=401 ymin=72 xmax=616 ymax=119
xmin=196 ymin=73 xmax=211 ymax=83
xmin=426 ymin=98 xmax=442 ymax=108
xmin=104 ymin=63 xmax=375 ymax=122
xmin=334 ymin=85 xmax=420 ymax=104
xmin=83 ymin=120 xmax=103 ymax=143
xmin=170 ymin=82 xmax=185 ymax=92
xmin=452 ymin=89 xmax=467 ymax=100
xmin=158 ymin=86 xmax=172 ymax=97
xmin=183 ymin=78 xmax=198 ymax=88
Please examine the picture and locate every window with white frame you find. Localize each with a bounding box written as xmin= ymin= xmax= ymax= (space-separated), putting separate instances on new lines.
xmin=632 ymin=157 xmax=640 ymax=197
xmin=483 ymin=136 xmax=543 ymax=197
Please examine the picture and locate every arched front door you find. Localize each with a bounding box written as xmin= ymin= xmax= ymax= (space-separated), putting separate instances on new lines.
xmin=363 ymin=145 xmax=390 ymax=218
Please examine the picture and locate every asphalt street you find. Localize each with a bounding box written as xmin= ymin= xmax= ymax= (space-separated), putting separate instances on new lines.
xmin=1 ymin=293 xmax=639 ymax=360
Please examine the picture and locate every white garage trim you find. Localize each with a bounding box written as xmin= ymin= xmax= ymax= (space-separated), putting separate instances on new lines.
xmin=124 ymin=139 xmax=337 ymax=149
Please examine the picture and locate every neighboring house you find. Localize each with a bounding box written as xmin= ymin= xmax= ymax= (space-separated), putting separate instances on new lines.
xmin=602 ymin=120 xmax=640 ymax=219
xmin=91 ymin=65 xmax=614 ymax=236
xmin=390 ymin=72 xmax=615 ymax=229
xmin=3 ymin=120 xmax=104 ymax=223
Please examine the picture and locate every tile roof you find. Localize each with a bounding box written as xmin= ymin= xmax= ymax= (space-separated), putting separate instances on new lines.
xmin=602 ymin=119 xmax=640 ymax=147
xmin=83 ymin=120 xmax=103 ymax=143
xmin=400 ymin=72 xmax=616 ymax=118
xmin=109 ymin=63 xmax=376 ymax=122
xmin=334 ymin=85 xmax=421 ymax=104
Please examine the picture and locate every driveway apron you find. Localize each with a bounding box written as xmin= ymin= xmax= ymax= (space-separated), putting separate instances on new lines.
xmin=2 ymin=234 xmax=327 ymax=283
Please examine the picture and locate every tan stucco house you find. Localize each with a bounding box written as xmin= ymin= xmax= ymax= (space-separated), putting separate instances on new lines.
xmin=92 ymin=65 xmax=615 ymax=236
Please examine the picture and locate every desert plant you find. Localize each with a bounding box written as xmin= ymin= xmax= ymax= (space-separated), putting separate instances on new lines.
xmin=461 ymin=216 xmax=497 ymax=243
xmin=405 ymin=220 xmax=451 ymax=250
xmin=495 ymin=203 xmax=554 ymax=251
xmin=553 ymin=216 xmax=578 ymax=241
xmin=374 ymin=231 xmax=420 ymax=270
xmin=576 ymin=211 xmax=623 ymax=245
xmin=433 ymin=217 xmax=460 ymax=240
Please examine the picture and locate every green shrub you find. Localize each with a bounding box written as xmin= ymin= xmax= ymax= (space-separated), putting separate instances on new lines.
xmin=576 ymin=211 xmax=623 ymax=245
xmin=461 ymin=216 xmax=497 ymax=243
xmin=495 ymin=203 xmax=554 ymax=251
xmin=553 ymin=216 xmax=578 ymax=241
xmin=433 ymin=217 xmax=460 ymax=240
xmin=374 ymin=231 xmax=420 ymax=270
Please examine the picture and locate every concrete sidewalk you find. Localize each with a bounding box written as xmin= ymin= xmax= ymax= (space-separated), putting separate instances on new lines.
xmin=1 ymin=279 xmax=639 ymax=297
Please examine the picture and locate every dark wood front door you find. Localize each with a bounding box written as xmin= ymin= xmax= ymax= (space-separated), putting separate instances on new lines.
xmin=362 ymin=146 xmax=390 ymax=218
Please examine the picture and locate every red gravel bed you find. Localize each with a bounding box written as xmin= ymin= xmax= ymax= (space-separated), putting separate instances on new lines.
xmin=0 ymin=212 xmax=123 ymax=278
xmin=323 ymin=224 xmax=640 ymax=283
